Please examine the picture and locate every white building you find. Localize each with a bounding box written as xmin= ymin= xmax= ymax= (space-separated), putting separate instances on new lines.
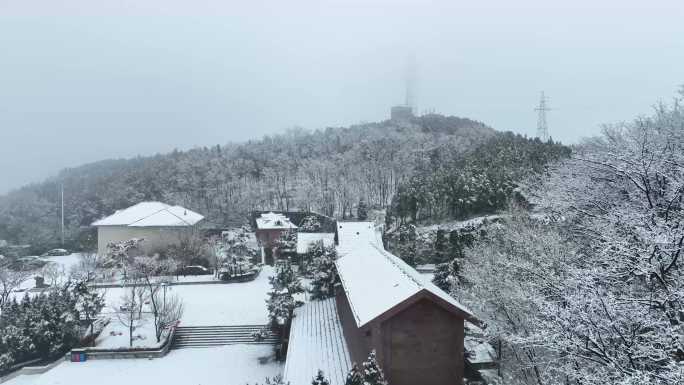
xmin=91 ymin=202 xmax=204 ymax=256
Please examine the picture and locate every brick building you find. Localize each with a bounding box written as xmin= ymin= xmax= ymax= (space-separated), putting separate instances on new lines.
xmin=285 ymin=221 xmax=477 ymax=385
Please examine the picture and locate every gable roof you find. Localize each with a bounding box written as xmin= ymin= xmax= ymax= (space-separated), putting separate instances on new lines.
xmin=255 ymin=212 xmax=298 ymax=230
xmin=335 ymin=221 xmax=475 ymax=328
xmin=91 ymin=202 xmax=204 ymax=227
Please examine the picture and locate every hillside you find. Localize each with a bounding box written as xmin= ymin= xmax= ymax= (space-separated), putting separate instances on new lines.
xmin=0 ymin=114 xmax=566 ymax=252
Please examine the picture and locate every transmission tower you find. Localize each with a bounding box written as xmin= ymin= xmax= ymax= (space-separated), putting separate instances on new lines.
xmin=535 ymin=91 xmax=551 ymax=142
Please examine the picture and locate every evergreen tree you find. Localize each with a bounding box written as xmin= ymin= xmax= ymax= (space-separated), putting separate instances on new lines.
xmin=309 ymin=245 xmax=338 ymax=300
xmin=361 ymin=350 xmax=388 ymax=385
xmin=311 ymin=370 xmax=331 ymax=385
xmin=73 ymin=280 xmax=105 ymax=343
xmin=396 ymin=224 xmax=417 ymax=266
xmin=433 ymin=229 xmax=449 ymax=263
xmin=345 ymin=351 xmax=387 ymax=385
xmin=432 ymin=258 xmax=460 ymax=292
xmin=357 ymin=199 xmax=368 ymax=220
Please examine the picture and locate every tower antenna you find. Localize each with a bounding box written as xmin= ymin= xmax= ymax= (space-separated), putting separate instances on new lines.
xmin=405 ymin=54 xmax=416 ymax=114
xmin=535 ymin=91 xmax=551 ymax=142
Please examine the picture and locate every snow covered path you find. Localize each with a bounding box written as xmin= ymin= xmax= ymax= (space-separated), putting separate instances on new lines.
xmin=3 ymin=345 xmax=282 ymax=385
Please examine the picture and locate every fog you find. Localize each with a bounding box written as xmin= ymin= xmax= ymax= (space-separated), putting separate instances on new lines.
xmin=1 ymin=0 xmax=683 ymax=194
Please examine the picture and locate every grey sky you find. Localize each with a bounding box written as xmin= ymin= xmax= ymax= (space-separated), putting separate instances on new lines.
xmin=1 ymin=0 xmax=683 ymax=194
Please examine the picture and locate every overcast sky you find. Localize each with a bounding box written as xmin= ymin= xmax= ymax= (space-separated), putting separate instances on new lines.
xmin=1 ymin=0 xmax=683 ymax=194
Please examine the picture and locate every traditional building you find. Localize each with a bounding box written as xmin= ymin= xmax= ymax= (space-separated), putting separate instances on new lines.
xmin=91 ymin=202 xmax=204 ymax=256
xmin=254 ymin=212 xmax=298 ymax=265
xmin=285 ymin=221 xmax=477 ymax=385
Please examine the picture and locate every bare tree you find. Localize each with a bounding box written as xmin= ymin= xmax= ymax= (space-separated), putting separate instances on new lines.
xmin=41 ymin=262 xmax=65 ymax=287
xmin=0 ymin=261 xmax=30 ymax=309
xmin=153 ymin=290 xmax=184 ymax=342
xmin=115 ymin=283 xmax=146 ymax=347
xmin=71 ymin=250 xmax=102 ymax=282
xmin=129 ymin=256 xmax=179 ymax=343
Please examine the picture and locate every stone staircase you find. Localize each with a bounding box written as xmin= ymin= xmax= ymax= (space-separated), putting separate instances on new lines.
xmin=171 ymin=325 xmax=278 ymax=349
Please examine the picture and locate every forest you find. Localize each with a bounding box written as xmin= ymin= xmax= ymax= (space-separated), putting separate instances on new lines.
xmin=0 ymin=114 xmax=566 ymax=253
xmin=434 ymin=90 xmax=684 ymax=385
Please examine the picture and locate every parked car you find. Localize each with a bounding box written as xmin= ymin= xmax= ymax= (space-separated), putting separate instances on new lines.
xmin=42 ymin=248 xmax=70 ymax=256
xmin=176 ymin=265 xmax=212 ymax=276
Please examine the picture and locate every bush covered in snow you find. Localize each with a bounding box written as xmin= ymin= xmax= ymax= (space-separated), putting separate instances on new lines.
xmin=0 ymin=283 xmax=84 ymax=372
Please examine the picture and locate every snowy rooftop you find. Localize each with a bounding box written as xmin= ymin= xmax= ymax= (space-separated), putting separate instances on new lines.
xmin=91 ymin=202 xmax=204 ymax=227
xmin=255 ymin=212 xmax=298 ymax=230
xmin=296 ymin=232 xmax=335 ymax=254
xmin=283 ymin=298 xmax=352 ymax=385
xmin=335 ymin=221 xmax=474 ymax=328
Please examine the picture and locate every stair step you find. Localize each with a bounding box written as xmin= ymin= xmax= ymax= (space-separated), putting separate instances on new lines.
xmin=170 ymin=324 xmax=278 ymax=350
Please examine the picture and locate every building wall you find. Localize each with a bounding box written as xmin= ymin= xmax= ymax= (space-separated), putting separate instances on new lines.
xmin=335 ymin=287 xmax=373 ymax=365
xmin=336 ymin=290 xmax=465 ymax=385
xmin=255 ymin=229 xmax=287 ymax=248
xmin=382 ymin=298 xmax=464 ymax=385
xmin=96 ymin=226 xmax=196 ymax=256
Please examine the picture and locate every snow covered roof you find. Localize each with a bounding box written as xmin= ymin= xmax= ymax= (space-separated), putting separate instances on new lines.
xmin=91 ymin=202 xmax=204 ymax=227
xmin=335 ymin=221 xmax=475 ymax=328
xmin=284 ymin=298 xmax=352 ymax=385
xmin=255 ymin=212 xmax=298 ymax=230
xmin=296 ymin=233 xmax=335 ymax=254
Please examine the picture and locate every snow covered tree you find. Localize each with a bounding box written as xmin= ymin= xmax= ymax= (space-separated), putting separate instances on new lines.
xmin=433 ymin=229 xmax=449 ymax=263
xmin=105 ymin=238 xmax=145 ymax=279
xmin=73 ymin=280 xmax=105 ymax=344
xmin=308 ymin=245 xmax=338 ymax=300
xmin=432 ymin=258 xmax=460 ymax=292
xmin=71 ymin=250 xmax=102 ymax=282
xmin=361 ymin=350 xmax=387 ymax=385
xmin=115 ymin=283 xmax=146 ymax=347
xmin=357 ymin=199 xmax=368 ymax=220
xmin=129 ymin=255 xmax=179 ymax=342
xmin=266 ymin=261 xmax=303 ymax=360
xmin=299 ymin=215 xmax=322 ymax=232
xmin=275 ymin=230 xmax=297 ymax=261
xmin=396 ymin=224 xmax=417 ymax=266
xmin=345 ymin=350 xmax=387 ymax=385
xmin=0 ymin=261 xmax=30 ymax=309
xmin=311 ymin=370 xmax=330 ymax=385
xmin=153 ymin=289 xmax=184 ymax=341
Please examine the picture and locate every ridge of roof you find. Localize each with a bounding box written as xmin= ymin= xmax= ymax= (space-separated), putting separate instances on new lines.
xmin=91 ymin=202 xmax=203 ymax=227
xmin=334 ymin=221 xmax=474 ymax=328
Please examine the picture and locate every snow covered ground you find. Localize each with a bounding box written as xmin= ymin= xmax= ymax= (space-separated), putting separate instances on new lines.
xmin=3 ymin=345 xmax=283 ymax=385
xmin=94 ymin=318 xmax=168 ymax=350
xmin=100 ymin=266 xmax=274 ymax=326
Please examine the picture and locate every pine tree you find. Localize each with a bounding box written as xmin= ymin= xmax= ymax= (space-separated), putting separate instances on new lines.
xmin=311 ymin=370 xmax=330 ymax=385
xmin=357 ymin=199 xmax=368 ymax=220
xmin=345 ymin=351 xmax=387 ymax=385
xmin=361 ymin=350 xmax=388 ymax=385
xmin=309 ymin=246 xmax=338 ymax=300
xmin=433 ymin=229 xmax=449 ymax=263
